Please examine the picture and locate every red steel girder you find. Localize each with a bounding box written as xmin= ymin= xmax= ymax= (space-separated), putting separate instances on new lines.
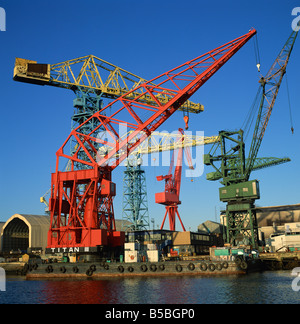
xmin=56 ymin=29 xmax=257 ymax=171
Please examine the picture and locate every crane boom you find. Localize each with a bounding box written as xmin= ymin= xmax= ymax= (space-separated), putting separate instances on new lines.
xmin=245 ymin=30 xmax=298 ymax=179
xmin=13 ymin=55 xmax=203 ymax=114
xmin=97 ymin=131 xmax=220 ymax=158
xmin=57 ymin=29 xmax=256 ymax=172
xmin=204 ymin=29 xmax=298 ymax=247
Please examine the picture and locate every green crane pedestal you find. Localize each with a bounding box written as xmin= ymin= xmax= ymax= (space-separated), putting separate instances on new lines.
xmin=220 ymin=180 xmax=260 ymax=248
xmin=224 ymin=201 xmax=259 ymax=248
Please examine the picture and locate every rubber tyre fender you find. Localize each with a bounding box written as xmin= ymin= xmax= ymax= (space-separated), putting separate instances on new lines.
xmin=118 ymin=265 xmax=124 ymax=273
xmin=235 ymin=256 xmax=242 ymax=266
xmin=159 ymin=264 xmax=165 ymax=271
xmin=208 ymin=263 xmax=216 ymax=272
xmin=240 ymin=260 xmax=248 ymax=270
xmin=46 ymin=265 xmax=53 ymax=273
xmin=150 ymin=264 xmax=157 ymax=272
xmin=86 ymin=269 xmax=93 ymax=277
xmin=222 ymin=261 xmax=229 ymax=269
xmin=128 ymin=266 xmax=134 ymax=273
xmin=215 ymin=263 xmax=223 ymax=271
xmin=73 ymin=266 xmax=79 ymax=273
xmin=176 ymin=264 xmax=183 ymax=272
xmin=104 ymin=264 xmax=109 ymax=270
xmin=188 ymin=263 xmax=195 ymax=271
xmin=90 ymin=264 xmax=96 ymax=272
xmin=200 ymin=263 xmax=208 ymax=271
xmin=60 ymin=266 xmax=66 ymax=273
xmin=140 ymin=264 xmax=148 ymax=272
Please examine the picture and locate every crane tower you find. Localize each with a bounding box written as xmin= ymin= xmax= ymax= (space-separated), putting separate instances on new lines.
xmin=204 ymin=29 xmax=298 ymax=248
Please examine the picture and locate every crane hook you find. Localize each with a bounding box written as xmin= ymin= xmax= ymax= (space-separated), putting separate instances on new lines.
xmin=183 ymin=115 xmax=189 ymax=130
xmin=256 ymin=63 xmax=261 ymax=73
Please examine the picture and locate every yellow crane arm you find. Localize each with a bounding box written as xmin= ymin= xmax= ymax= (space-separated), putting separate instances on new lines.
xmin=97 ymin=131 xmax=220 ymax=158
xmin=13 ymin=55 xmax=204 ymax=114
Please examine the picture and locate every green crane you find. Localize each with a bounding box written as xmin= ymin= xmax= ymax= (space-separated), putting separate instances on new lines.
xmin=204 ymin=29 xmax=298 ymax=248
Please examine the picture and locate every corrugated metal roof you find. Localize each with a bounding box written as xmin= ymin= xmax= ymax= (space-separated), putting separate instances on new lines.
xmin=1 ymin=214 xmax=50 ymax=251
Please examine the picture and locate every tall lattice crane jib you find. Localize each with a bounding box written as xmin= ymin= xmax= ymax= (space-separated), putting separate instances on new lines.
xmin=292 ymin=7 xmax=300 ymax=32
xmin=0 ymin=7 xmax=5 ymax=31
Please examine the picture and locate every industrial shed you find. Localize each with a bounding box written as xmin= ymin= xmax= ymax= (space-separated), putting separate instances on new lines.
xmin=256 ymin=204 xmax=300 ymax=227
xmin=0 ymin=222 xmax=5 ymax=252
xmin=0 ymin=214 xmax=50 ymax=254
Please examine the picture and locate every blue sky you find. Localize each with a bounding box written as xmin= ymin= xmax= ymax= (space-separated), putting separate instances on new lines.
xmin=0 ymin=0 xmax=299 ymax=231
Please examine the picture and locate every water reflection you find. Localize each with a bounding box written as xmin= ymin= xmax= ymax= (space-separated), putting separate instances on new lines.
xmin=2 ymin=272 xmax=300 ymax=304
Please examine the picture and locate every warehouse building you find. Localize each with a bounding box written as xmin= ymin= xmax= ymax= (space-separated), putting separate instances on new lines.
xmin=256 ymin=204 xmax=300 ymax=234
xmin=0 ymin=215 xmax=131 ymax=255
xmin=0 ymin=214 xmax=50 ymax=254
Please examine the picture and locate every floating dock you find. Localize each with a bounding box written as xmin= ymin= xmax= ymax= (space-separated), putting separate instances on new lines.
xmin=25 ymin=259 xmax=262 ymax=279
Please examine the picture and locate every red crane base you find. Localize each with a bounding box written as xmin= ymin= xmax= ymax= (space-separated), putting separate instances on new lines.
xmin=47 ymin=167 xmax=125 ymax=250
xmin=160 ymin=206 xmax=186 ymax=232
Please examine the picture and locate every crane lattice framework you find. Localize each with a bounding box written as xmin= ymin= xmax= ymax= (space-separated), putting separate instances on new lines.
xmin=122 ymin=129 xmax=290 ymax=232
xmin=13 ymin=55 xmax=204 ymax=146
xmin=41 ymin=29 xmax=257 ymax=250
xmin=204 ymin=29 xmax=298 ymax=248
xmin=121 ymin=131 xmax=220 ymax=232
xmin=13 ymin=55 xmax=205 ymax=203
xmin=122 ymin=155 xmax=150 ymax=232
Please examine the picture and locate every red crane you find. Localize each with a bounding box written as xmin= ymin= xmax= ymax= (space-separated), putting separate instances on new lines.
xmin=155 ymin=128 xmax=194 ymax=232
xmin=46 ymin=29 xmax=256 ymax=253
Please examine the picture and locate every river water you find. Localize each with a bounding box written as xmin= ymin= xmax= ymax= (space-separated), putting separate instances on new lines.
xmin=0 ymin=271 xmax=299 ymax=304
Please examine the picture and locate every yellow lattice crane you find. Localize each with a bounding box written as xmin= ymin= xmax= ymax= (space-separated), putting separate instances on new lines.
xmin=13 ymin=55 xmax=204 ymax=114
xmin=13 ymin=55 xmax=206 ymax=213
